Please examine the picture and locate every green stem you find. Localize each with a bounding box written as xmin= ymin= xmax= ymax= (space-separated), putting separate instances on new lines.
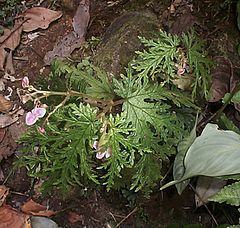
xmin=198 ymin=85 xmax=240 ymax=129
xmin=32 ymin=88 xmax=125 ymax=109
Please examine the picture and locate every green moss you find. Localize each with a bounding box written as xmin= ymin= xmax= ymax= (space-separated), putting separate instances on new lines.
xmin=93 ymin=11 xmax=160 ymax=76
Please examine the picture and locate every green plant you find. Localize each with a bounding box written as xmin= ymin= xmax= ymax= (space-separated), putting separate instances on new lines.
xmin=17 ymin=30 xmax=213 ymax=194
xmin=0 ymin=0 xmax=21 ymax=22
xmin=133 ymin=30 xmax=213 ymax=100
xmin=17 ymin=57 xmax=197 ymax=194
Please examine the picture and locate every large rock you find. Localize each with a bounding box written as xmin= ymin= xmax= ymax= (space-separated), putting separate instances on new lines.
xmin=94 ymin=11 xmax=160 ymax=76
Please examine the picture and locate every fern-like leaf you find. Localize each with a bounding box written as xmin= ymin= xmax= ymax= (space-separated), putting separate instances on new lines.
xmin=133 ymin=31 xmax=180 ymax=80
xmin=209 ymin=181 xmax=240 ymax=206
xmin=182 ymin=31 xmax=213 ymax=99
xmin=114 ymin=75 xmax=192 ymax=155
xmin=99 ymin=114 xmax=137 ymax=190
xmin=17 ymin=103 xmax=101 ymax=191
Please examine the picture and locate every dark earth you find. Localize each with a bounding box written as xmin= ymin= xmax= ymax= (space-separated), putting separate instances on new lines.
xmin=1 ymin=0 xmax=240 ymax=227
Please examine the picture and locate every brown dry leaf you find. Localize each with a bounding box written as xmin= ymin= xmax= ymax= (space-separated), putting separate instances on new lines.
xmin=208 ymin=56 xmax=232 ymax=102
xmin=0 ymin=185 xmax=9 ymax=207
xmin=0 ymin=114 xmax=18 ymax=128
xmin=73 ymin=0 xmax=90 ymax=38
xmin=44 ymin=0 xmax=90 ymax=64
xmin=0 ymin=95 xmax=13 ymax=113
xmin=8 ymin=115 xmax=26 ymax=141
xmin=169 ymin=13 xmax=196 ymax=35
xmin=68 ymin=211 xmax=84 ymax=224
xmin=0 ymin=205 xmax=30 ymax=228
xmin=0 ymin=128 xmax=17 ymax=161
xmin=0 ymin=23 xmax=23 ymax=72
xmin=22 ymin=7 xmax=62 ymax=32
xmin=195 ymin=176 xmax=227 ymax=207
xmin=0 ymin=128 xmax=6 ymax=143
xmin=21 ymin=199 xmax=55 ymax=217
xmin=172 ymin=75 xmax=192 ymax=90
xmin=44 ymin=32 xmax=84 ymax=64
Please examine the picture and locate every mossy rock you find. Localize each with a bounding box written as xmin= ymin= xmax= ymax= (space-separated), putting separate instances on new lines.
xmin=93 ymin=11 xmax=160 ymax=76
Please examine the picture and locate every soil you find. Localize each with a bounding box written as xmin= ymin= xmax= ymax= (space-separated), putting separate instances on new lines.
xmin=0 ymin=0 xmax=240 ymax=227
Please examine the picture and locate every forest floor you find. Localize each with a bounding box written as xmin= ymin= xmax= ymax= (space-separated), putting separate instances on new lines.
xmin=0 ymin=0 xmax=240 ymax=227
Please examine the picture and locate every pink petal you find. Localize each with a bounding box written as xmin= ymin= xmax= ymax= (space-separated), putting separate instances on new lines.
xmin=105 ymin=148 xmax=111 ymax=158
xmin=32 ymin=107 xmax=46 ymax=118
xmin=92 ymin=140 xmax=99 ymax=150
xmin=22 ymin=76 xmax=29 ymax=88
xmin=177 ymin=68 xmax=185 ymax=76
xmin=96 ymin=152 xmax=106 ymax=160
xmin=26 ymin=112 xmax=38 ymax=125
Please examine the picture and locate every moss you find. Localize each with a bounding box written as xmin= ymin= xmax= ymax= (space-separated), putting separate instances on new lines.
xmin=93 ymin=11 xmax=160 ymax=76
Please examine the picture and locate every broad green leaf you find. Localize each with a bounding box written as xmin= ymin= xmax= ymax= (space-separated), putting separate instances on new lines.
xmin=161 ymin=124 xmax=240 ymax=190
xmin=173 ymin=114 xmax=198 ymax=194
xmin=209 ymin=181 xmax=240 ymax=206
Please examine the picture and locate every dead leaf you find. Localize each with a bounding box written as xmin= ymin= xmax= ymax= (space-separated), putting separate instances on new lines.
xmin=73 ymin=0 xmax=90 ymax=38
xmin=209 ymin=56 xmax=234 ymax=102
xmin=22 ymin=7 xmax=62 ymax=32
xmin=172 ymin=75 xmax=192 ymax=90
xmin=68 ymin=211 xmax=83 ymax=224
xmin=0 ymin=167 xmax=4 ymax=182
xmin=169 ymin=13 xmax=196 ymax=35
xmin=0 ymin=95 xmax=13 ymax=113
xmin=21 ymin=199 xmax=55 ymax=217
xmin=195 ymin=176 xmax=227 ymax=207
xmin=5 ymin=49 xmax=15 ymax=74
xmin=44 ymin=0 xmax=90 ymax=65
xmin=0 ymin=23 xmax=23 ymax=72
xmin=44 ymin=32 xmax=84 ymax=64
xmin=0 ymin=108 xmax=24 ymax=128
xmin=0 ymin=128 xmax=6 ymax=143
xmin=0 ymin=185 xmax=9 ymax=207
xmin=8 ymin=115 xmax=26 ymax=141
xmin=0 ymin=205 xmax=30 ymax=228
xmin=0 ymin=79 xmax=6 ymax=91
xmin=0 ymin=128 xmax=17 ymax=160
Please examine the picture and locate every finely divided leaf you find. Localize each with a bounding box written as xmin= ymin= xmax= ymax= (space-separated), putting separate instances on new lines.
xmin=114 ymin=76 xmax=176 ymax=149
xmin=209 ymin=181 xmax=240 ymax=206
xmin=134 ymin=31 xmax=180 ymax=79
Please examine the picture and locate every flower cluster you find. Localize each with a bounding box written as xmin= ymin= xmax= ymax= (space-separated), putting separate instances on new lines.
xmin=92 ymin=140 xmax=111 ymax=159
xmin=21 ymin=76 xmax=47 ymax=126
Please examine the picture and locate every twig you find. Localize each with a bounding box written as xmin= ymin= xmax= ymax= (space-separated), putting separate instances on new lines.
xmin=10 ymin=191 xmax=29 ymax=197
xmin=43 ymin=95 xmax=69 ymax=125
xmin=116 ymin=207 xmax=138 ymax=227
xmin=189 ymin=183 xmax=218 ymax=226
xmin=3 ymin=169 xmax=14 ymax=185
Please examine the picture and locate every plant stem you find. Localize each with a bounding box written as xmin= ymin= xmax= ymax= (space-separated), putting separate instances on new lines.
xmin=197 ymin=84 xmax=240 ymax=129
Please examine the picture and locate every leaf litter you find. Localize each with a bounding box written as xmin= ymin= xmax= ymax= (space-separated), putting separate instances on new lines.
xmin=0 ymin=7 xmax=62 ymax=73
xmin=44 ymin=0 xmax=90 ymax=64
xmin=0 ymin=184 xmax=58 ymax=227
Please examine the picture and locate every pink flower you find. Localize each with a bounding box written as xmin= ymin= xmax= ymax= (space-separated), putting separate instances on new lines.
xmin=26 ymin=107 xmax=46 ymax=125
xmin=96 ymin=148 xmax=111 ymax=160
xmin=92 ymin=140 xmax=99 ymax=150
xmin=177 ymin=68 xmax=186 ymax=76
xmin=22 ymin=76 xmax=29 ymax=88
